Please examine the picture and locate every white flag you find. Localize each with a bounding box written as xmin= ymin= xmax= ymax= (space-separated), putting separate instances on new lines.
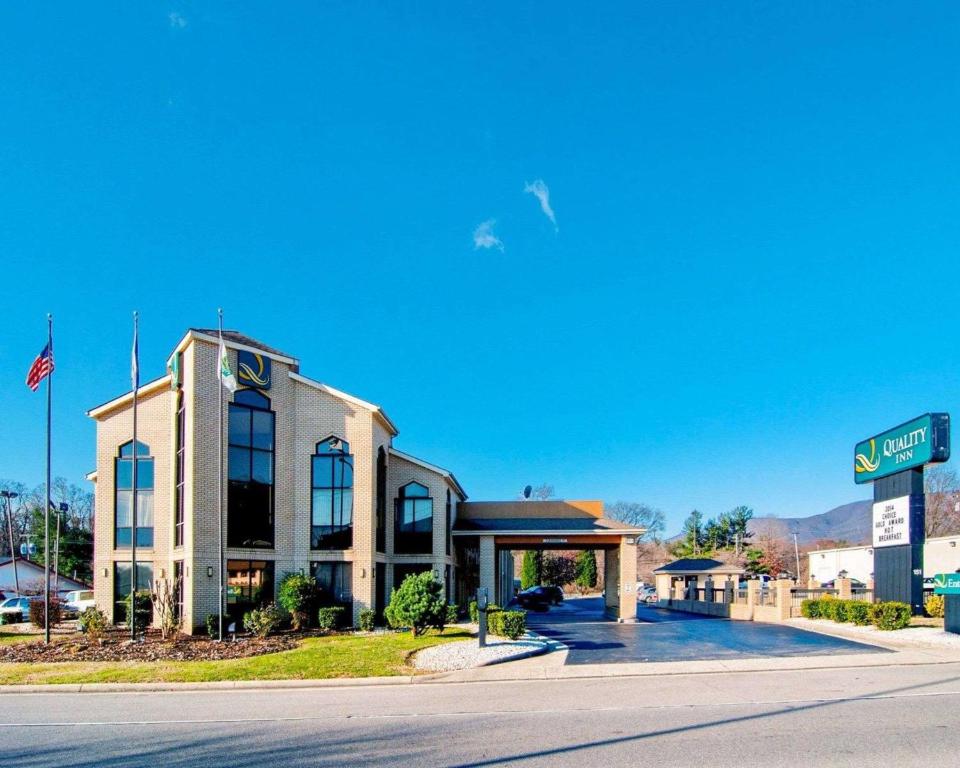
xmin=218 ymin=340 xmax=237 ymax=393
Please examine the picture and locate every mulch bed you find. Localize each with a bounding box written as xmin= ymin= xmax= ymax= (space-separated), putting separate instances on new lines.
xmin=0 ymin=631 xmax=302 ymax=663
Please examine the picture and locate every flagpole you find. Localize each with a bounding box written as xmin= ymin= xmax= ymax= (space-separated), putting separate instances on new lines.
xmin=131 ymin=311 xmax=139 ymax=641
xmin=44 ymin=313 xmax=52 ymax=645
xmin=217 ymin=308 xmax=225 ymax=642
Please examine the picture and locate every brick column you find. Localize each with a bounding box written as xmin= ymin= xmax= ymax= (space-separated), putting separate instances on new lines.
xmin=619 ymin=537 xmax=637 ymax=623
xmin=604 ymin=546 xmax=620 ymax=617
xmin=478 ymin=536 xmax=496 ymax=605
xmin=837 ymin=577 xmax=853 ymax=600
xmin=775 ymin=579 xmax=794 ymax=620
xmin=747 ymin=579 xmax=761 ymax=608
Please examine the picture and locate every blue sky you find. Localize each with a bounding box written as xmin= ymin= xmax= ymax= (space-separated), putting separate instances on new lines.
xmin=1 ymin=3 xmax=958 ymax=533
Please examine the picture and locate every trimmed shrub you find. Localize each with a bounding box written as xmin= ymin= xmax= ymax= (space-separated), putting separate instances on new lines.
xmin=828 ymin=600 xmax=850 ymax=623
xmin=206 ymin=613 xmax=219 ymax=639
xmin=358 ymin=608 xmax=376 ymax=632
xmin=29 ymin=597 xmax=62 ymax=629
xmin=124 ymin=590 xmax=152 ymax=631
xmin=800 ymin=599 xmax=821 ymax=619
xmin=317 ymin=606 xmax=346 ymax=632
xmin=243 ymin=604 xmax=284 ymax=638
xmin=278 ymin=573 xmax=320 ymax=630
xmin=846 ymin=601 xmax=872 ymax=626
xmin=487 ymin=610 xmax=527 ymax=640
xmin=78 ymin=607 xmax=109 ymax=640
xmin=468 ymin=601 xmax=500 ymax=624
xmin=869 ymin=601 xmax=912 ymax=631
xmin=925 ymin=594 xmax=945 ymax=619
xmin=0 ymin=611 xmax=21 ymax=625
xmin=446 ymin=603 xmax=459 ymax=625
xmin=384 ymin=572 xmax=447 ymax=636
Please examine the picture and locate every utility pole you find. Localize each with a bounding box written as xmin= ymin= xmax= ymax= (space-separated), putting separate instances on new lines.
xmin=792 ymin=532 xmax=801 ymax=582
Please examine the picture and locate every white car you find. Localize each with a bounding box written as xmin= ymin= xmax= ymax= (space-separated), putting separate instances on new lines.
xmin=62 ymin=590 xmax=96 ymax=616
xmin=0 ymin=596 xmax=35 ymax=620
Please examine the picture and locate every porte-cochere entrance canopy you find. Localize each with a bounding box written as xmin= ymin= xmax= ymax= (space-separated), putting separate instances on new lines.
xmin=452 ymin=500 xmax=645 ymax=621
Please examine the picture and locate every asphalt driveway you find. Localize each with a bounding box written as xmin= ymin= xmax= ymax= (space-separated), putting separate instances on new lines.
xmin=523 ymin=596 xmax=889 ymax=665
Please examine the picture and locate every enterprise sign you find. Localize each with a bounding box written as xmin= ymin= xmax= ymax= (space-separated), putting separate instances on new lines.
xmin=872 ymin=496 xmax=910 ymax=548
xmin=854 ymin=413 xmax=950 ymax=484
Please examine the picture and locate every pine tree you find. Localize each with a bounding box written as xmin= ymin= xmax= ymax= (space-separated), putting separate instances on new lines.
xmin=520 ymin=550 xmax=543 ymax=589
xmin=574 ymin=550 xmax=598 ymax=593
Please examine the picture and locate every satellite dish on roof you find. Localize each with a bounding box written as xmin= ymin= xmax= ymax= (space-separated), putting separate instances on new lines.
xmin=523 ymin=485 xmax=532 ymax=500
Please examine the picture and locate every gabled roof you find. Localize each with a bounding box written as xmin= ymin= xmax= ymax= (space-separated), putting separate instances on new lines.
xmin=653 ymin=558 xmax=745 ymax=575
xmin=291 ymin=372 xmax=398 ymax=437
xmin=389 ymin=448 xmax=467 ymax=500
xmin=86 ymin=375 xmax=172 ymax=419
xmin=189 ymin=329 xmax=296 ymax=361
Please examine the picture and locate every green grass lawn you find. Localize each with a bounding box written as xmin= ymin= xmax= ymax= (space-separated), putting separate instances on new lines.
xmin=0 ymin=629 xmax=471 ymax=685
xmin=0 ymin=631 xmax=40 ymax=646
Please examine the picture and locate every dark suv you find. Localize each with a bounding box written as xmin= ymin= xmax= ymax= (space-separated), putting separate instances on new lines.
xmin=516 ymin=585 xmax=563 ymax=610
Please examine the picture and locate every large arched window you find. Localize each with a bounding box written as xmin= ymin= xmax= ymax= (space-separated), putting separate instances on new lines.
xmin=395 ymin=481 xmax=433 ymax=554
xmin=311 ymin=437 xmax=353 ymax=550
xmin=115 ymin=440 xmax=154 ymax=548
xmin=228 ymin=389 xmax=275 ymax=548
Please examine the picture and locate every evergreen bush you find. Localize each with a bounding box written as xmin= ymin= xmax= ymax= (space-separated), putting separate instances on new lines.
xmin=800 ymin=599 xmax=821 ymax=619
xmin=317 ymin=606 xmax=346 ymax=631
xmin=278 ymin=573 xmax=320 ymax=630
xmin=243 ymin=604 xmax=284 ymax=638
xmin=358 ymin=608 xmax=376 ymax=632
xmin=869 ymin=601 xmax=912 ymax=631
xmin=78 ymin=607 xmax=109 ymax=640
xmin=846 ymin=601 xmax=872 ymax=626
xmin=487 ymin=610 xmax=527 ymax=640
xmin=384 ymin=572 xmax=447 ymax=636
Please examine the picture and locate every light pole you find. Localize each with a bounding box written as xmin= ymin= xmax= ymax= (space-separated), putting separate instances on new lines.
xmin=1 ymin=491 xmax=19 ymax=595
xmin=792 ymin=531 xmax=801 ymax=583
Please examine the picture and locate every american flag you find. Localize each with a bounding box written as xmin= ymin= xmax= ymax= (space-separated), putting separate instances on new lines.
xmin=25 ymin=343 xmax=54 ymax=391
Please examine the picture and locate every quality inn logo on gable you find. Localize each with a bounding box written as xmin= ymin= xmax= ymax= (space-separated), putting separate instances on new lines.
xmin=854 ymin=413 xmax=950 ymax=484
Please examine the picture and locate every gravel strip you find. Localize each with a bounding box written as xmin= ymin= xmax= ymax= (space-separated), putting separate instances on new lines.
xmin=413 ymin=638 xmax=549 ymax=671
xmin=789 ymin=618 xmax=960 ymax=649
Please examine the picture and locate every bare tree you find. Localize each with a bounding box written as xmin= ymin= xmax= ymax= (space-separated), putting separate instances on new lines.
xmin=605 ymin=501 xmax=666 ymax=542
xmin=151 ymin=575 xmax=183 ymax=640
xmin=532 ymin=484 xmax=554 ymax=500
xmin=925 ymin=466 xmax=960 ymax=538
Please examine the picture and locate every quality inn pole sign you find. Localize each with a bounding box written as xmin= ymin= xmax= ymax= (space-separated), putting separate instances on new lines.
xmin=854 ymin=413 xmax=950 ymax=484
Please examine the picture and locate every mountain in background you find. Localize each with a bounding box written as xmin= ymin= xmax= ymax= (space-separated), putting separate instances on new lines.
xmin=748 ymin=500 xmax=873 ymax=547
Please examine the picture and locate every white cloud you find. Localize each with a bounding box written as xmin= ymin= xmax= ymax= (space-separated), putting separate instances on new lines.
xmin=524 ymin=179 xmax=557 ymax=229
xmin=473 ymin=219 xmax=504 ymax=252
xmin=169 ymin=12 xmax=188 ymax=29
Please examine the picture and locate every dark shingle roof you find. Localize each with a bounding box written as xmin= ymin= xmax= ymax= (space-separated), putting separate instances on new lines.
xmin=653 ymin=558 xmax=744 ymax=574
xmin=453 ymin=517 xmax=639 ymax=533
xmin=192 ymin=329 xmax=296 ymax=360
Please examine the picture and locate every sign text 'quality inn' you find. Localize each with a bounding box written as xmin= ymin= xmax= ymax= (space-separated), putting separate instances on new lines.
xmin=854 ymin=413 xmax=950 ymax=484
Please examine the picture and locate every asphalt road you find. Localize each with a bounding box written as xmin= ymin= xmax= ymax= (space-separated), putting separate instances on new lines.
xmin=2 ymin=662 xmax=959 ymax=767
xmin=524 ymin=597 xmax=887 ymax=664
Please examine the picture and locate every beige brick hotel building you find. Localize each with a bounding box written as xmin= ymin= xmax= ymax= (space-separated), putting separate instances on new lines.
xmin=88 ymin=329 xmax=641 ymax=632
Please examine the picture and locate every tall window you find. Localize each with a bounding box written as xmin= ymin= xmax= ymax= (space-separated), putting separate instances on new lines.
xmin=172 ymin=560 xmax=184 ymax=622
xmin=395 ymin=482 xmax=433 ymax=554
xmin=376 ymin=447 xmax=387 ymax=553
xmin=445 ymin=489 xmax=452 ymax=556
xmin=226 ymin=559 xmax=274 ymax=622
xmin=311 ymin=437 xmax=353 ymax=550
xmin=114 ymin=561 xmax=153 ymax=624
xmin=228 ymin=389 xmax=275 ymax=548
xmin=115 ymin=440 xmax=154 ymax=548
xmin=174 ymin=391 xmax=186 ymax=547
xmin=311 ymin=561 xmax=353 ymax=606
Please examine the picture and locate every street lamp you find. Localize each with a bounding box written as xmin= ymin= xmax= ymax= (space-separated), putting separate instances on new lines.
xmin=1 ymin=491 xmax=19 ymax=595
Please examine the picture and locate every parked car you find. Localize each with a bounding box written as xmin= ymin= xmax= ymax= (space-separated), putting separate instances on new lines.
xmin=516 ymin=586 xmax=556 ymax=610
xmin=543 ymin=586 xmax=564 ymax=605
xmin=62 ymin=590 xmax=96 ymax=618
xmin=638 ymin=586 xmax=658 ymax=602
xmin=0 ymin=596 xmax=35 ymax=622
